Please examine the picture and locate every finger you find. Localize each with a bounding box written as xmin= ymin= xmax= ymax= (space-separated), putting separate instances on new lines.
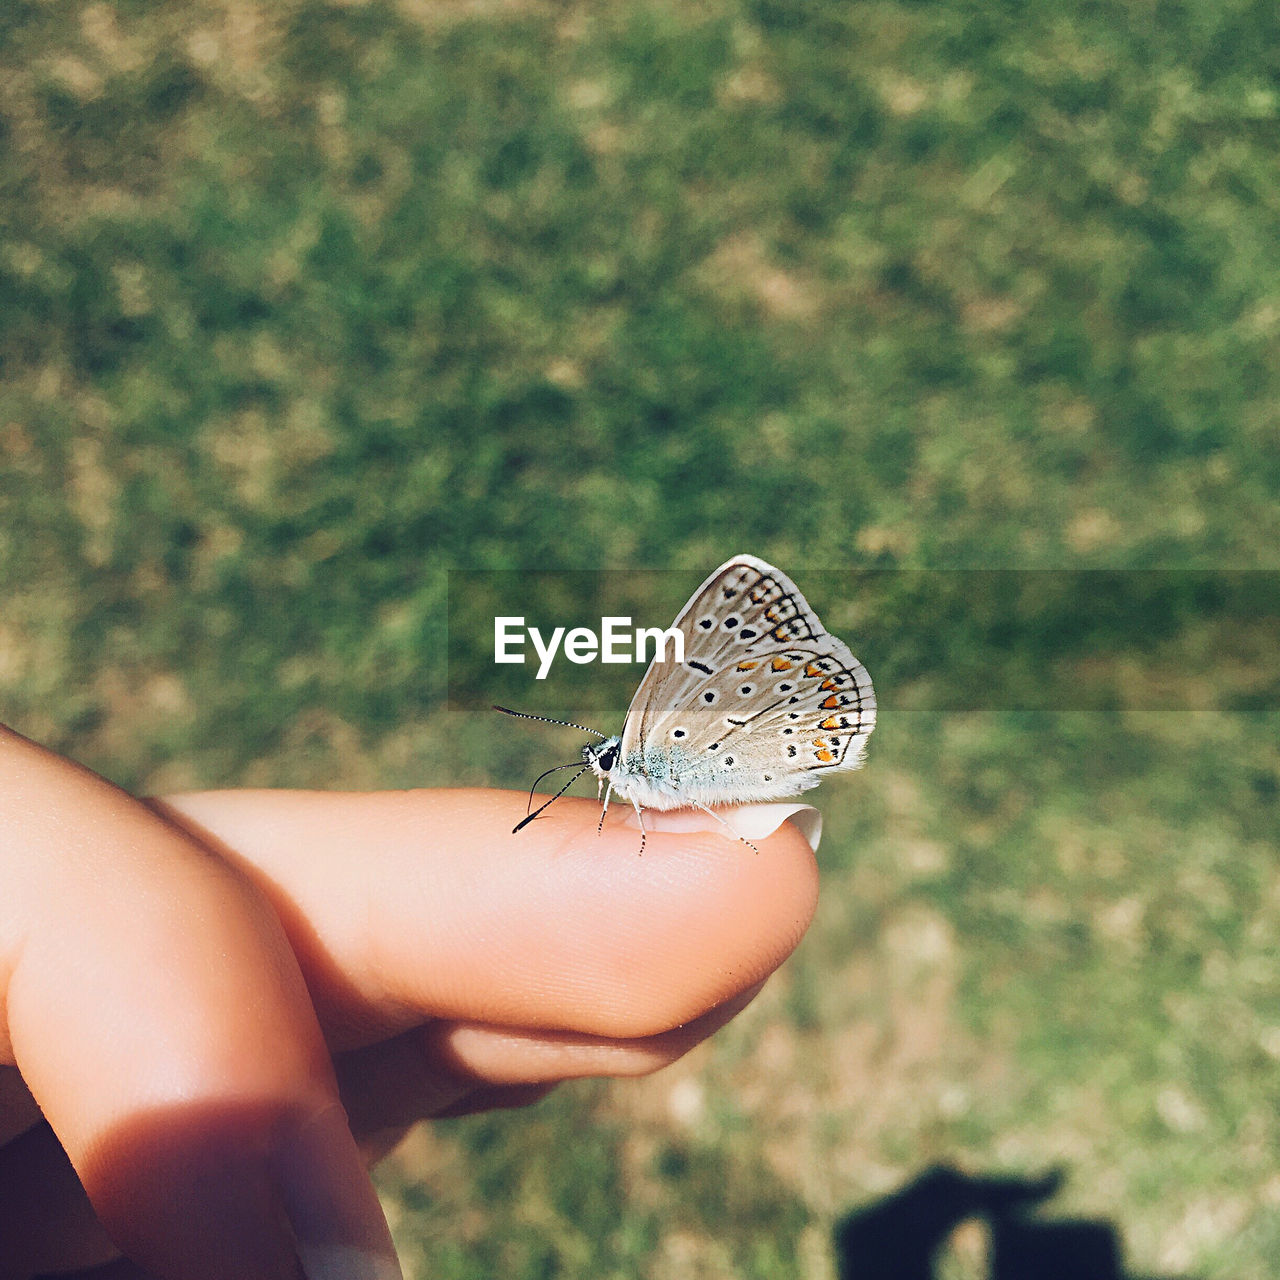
xmin=60 ymin=1260 xmax=160 ymax=1280
xmin=424 ymin=977 xmax=767 ymax=1083
xmin=346 ymin=1082 xmax=564 ymax=1164
xmin=0 ymin=1065 xmax=42 ymax=1146
xmin=154 ymin=789 xmax=820 ymax=1044
xmin=0 ymin=727 xmax=399 ymax=1280
xmin=332 ymin=980 xmax=765 ymax=1142
xmin=428 ymin=1083 xmax=559 ymax=1119
xmin=0 ymin=1120 xmax=117 ymax=1276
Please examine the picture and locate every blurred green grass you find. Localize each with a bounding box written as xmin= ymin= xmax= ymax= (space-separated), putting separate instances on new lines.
xmin=2 ymin=1 xmax=1279 ymax=1276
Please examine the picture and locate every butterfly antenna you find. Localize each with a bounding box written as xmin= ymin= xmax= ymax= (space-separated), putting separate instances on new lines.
xmin=513 ymin=766 xmax=589 ymax=834
xmin=523 ymin=761 xmax=585 ymax=816
xmin=493 ymin=705 xmax=608 ymax=740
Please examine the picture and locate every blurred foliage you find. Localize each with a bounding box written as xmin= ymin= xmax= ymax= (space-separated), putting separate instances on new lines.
xmin=2 ymin=0 xmax=1279 ymax=1276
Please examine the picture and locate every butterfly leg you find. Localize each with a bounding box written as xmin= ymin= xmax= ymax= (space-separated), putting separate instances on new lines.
xmin=689 ymin=799 xmax=760 ymax=854
xmin=596 ymin=781 xmax=613 ymax=836
xmin=629 ymin=795 xmax=647 ymax=857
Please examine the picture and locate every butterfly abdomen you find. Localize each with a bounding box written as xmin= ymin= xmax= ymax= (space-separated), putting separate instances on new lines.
xmin=611 ymin=744 xmax=827 ymax=810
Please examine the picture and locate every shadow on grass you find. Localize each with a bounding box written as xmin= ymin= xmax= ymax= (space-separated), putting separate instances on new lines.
xmin=834 ymin=1165 xmax=1192 ymax=1280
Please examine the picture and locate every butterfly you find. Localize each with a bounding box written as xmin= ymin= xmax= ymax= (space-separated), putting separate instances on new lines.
xmin=497 ymin=553 xmax=875 ymax=850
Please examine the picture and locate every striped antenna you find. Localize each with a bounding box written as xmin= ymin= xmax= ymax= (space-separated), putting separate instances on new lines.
xmin=493 ymin=705 xmax=608 ymax=740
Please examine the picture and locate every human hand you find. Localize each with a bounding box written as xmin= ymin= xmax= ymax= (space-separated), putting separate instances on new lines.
xmin=0 ymin=724 xmax=820 ymax=1279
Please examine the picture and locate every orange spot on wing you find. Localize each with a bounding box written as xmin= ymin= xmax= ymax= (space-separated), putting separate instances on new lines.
xmin=821 ymin=716 xmax=842 ymax=730
xmin=805 ymin=663 xmax=823 ymax=677
xmin=771 ymin=656 xmax=793 ymax=671
xmin=820 ymin=677 xmax=839 ymax=690
xmin=737 ymin=660 xmax=759 ymax=670
xmin=821 ymin=694 xmax=840 ymax=709
xmin=816 ymin=748 xmax=834 ymax=762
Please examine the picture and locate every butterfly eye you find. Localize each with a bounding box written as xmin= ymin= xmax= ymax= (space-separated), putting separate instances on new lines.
xmin=598 ymin=747 xmax=617 ymax=771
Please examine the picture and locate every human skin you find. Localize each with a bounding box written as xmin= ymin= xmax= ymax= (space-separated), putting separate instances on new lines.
xmin=0 ymin=725 xmax=820 ymax=1280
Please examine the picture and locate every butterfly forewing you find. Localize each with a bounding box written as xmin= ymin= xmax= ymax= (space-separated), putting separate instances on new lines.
xmin=618 ymin=555 xmax=875 ymax=803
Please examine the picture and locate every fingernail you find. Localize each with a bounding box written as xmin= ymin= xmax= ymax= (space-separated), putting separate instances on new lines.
xmin=272 ymin=1105 xmax=403 ymax=1280
xmin=623 ymin=803 xmax=822 ymax=853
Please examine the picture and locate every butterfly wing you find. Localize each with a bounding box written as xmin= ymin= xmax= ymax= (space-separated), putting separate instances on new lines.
xmin=617 ymin=555 xmax=875 ymax=806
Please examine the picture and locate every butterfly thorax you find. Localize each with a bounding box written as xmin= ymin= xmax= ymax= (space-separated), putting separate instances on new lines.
xmin=583 ymin=735 xmax=689 ymax=809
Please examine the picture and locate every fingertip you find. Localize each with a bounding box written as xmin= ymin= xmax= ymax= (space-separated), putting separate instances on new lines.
xmin=465 ymin=794 xmax=819 ymax=1037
